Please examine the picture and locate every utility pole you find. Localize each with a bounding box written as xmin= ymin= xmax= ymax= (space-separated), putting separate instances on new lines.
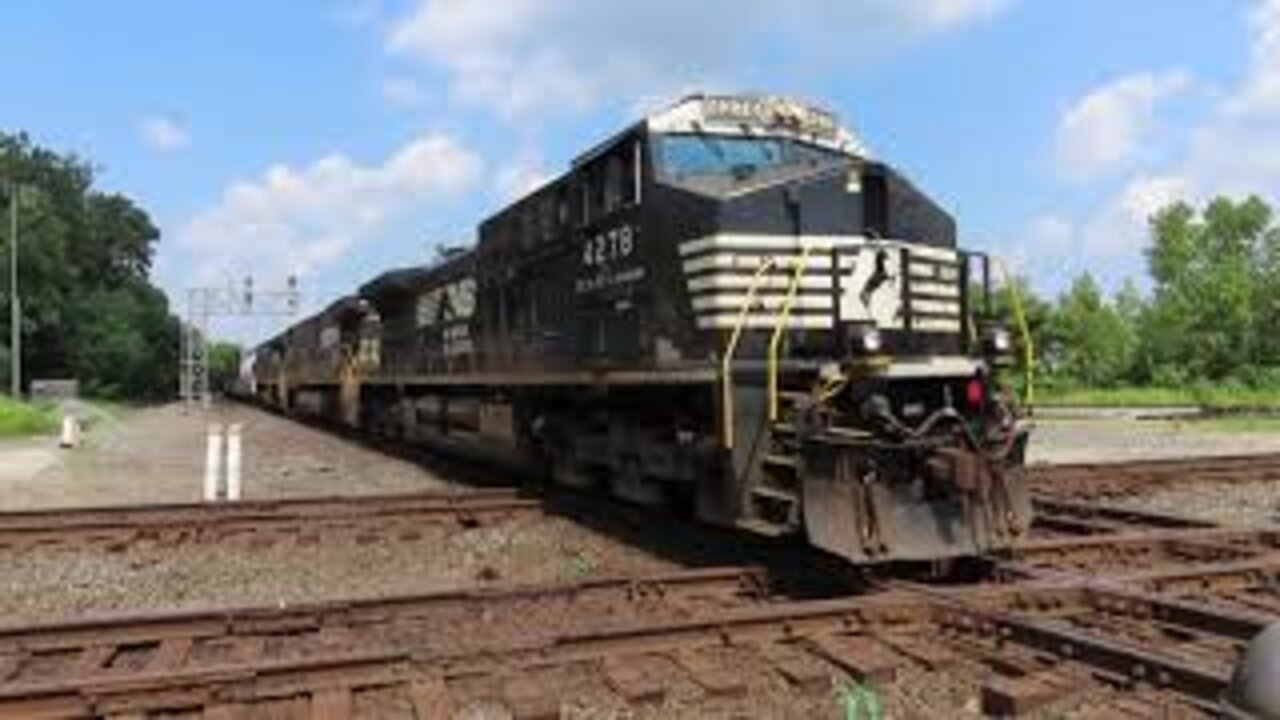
xmin=8 ymin=185 xmax=19 ymax=398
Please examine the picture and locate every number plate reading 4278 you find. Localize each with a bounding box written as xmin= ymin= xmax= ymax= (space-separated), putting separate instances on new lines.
xmin=576 ymin=225 xmax=645 ymax=294
xmin=581 ymin=225 xmax=636 ymax=267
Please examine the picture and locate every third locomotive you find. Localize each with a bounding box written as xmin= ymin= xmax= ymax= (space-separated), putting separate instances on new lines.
xmin=249 ymin=94 xmax=1034 ymax=563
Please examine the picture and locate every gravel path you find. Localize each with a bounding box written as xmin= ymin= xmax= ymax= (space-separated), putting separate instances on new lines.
xmin=1028 ymin=418 xmax=1280 ymax=465
xmin=0 ymin=402 xmax=453 ymax=510
xmin=1115 ymin=479 xmax=1280 ymax=527
xmin=1029 ymin=417 xmax=1280 ymax=527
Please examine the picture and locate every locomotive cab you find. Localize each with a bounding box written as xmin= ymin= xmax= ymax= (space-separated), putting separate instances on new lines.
xmin=636 ymin=95 xmax=1033 ymax=562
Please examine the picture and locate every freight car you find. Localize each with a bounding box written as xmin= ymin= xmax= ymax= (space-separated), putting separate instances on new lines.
xmin=253 ymin=94 xmax=1033 ymax=563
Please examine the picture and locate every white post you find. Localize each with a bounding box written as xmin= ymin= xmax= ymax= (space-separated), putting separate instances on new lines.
xmin=204 ymin=423 xmax=223 ymax=501
xmin=226 ymin=423 xmax=242 ymax=501
xmin=59 ymin=413 xmax=81 ymax=449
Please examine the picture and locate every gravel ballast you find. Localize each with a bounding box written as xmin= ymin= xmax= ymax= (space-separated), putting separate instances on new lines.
xmin=0 ymin=514 xmax=675 ymax=624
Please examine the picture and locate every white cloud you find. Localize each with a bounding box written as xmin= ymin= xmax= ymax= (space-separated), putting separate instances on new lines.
xmin=1030 ymin=1 xmax=1280 ymax=291
xmin=381 ymin=76 xmax=426 ymax=107
xmin=386 ymin=0 xmax=1008 ymax=120
xmin=1061 ymin=173 xmax=1195 ymax=270
xmin=1054 ymin=71 xmax=1191 ymax=179
xmin=335 ymin=0 xmax=384 ymax=27
xmin=1005 ymin=173 xmax=1204 ymax=293
xmin=914 ymin=0 xmax=1007 ymax=29
xmin=1027 ymin=214 xmax=1075 ymax=254
xmin=1226 ymin=0 xmax=1280 ymax=117
xmin=1000 ymin=214 xmax=1071 ymax=282
xmin=1116 ymin=174 xmax=1193 ymax=226
xmin=139 ymin=115 xmax=191 ymax=152
xmin=494 ymin=152 xmax=553 ymax=201
xmin=179 ymin=133 xmax=482 ymax=285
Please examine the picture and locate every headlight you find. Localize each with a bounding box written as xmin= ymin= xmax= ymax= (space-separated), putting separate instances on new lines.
xmin=992 ymin=328 xmax=1011 ymax=353
xmin=847 ymin=324 xmax=883 ymax=354
xmin=983 ymin=326 xmax=1012 ymax=355
xmin=861 ymin=328 xmax=883 ymax=353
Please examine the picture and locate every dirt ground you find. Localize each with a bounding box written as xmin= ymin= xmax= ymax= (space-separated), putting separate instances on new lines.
xmin=0 ymin=402 xmax=455 ymax=510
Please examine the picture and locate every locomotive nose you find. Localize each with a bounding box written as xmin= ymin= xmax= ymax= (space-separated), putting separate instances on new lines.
xmin=711 ymin=160 xmax=956 ymax=251
xmin=713 ymin=164 xmax=864 ymax=240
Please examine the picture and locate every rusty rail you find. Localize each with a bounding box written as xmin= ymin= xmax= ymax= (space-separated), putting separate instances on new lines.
xmin=0 ymin=488 xmax=540 ymax=551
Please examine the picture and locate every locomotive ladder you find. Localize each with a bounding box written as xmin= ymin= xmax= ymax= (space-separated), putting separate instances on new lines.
xmin=718 ymin=246 xmax=817 ymax=450
xmin=719 ymin=256 xmax=779 ymax=449
xmin=767 ymin=245 xmax=816 ymax=422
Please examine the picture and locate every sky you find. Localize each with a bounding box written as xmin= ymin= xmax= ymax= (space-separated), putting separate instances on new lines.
xmin=1 ymin=0 xmax=1276 ymax=342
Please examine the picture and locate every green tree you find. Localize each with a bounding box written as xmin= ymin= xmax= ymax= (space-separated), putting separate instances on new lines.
xmin=1145 ymin=196 xmax=1273 ymax=380
xmin=1049 ymin=273 xmax=1134 ymax=387
xmin=1112 ymin=278 xmax=1146 ymax=382
xmin=0 ymin=132 xmax=177 ymax=398
xmin=208 ymin=341 xmax=243 ymax=394
xmin=66 ymin=281 xmax=179 ymax=399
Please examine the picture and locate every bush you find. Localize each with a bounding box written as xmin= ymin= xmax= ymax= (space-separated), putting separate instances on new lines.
xmin=1236 ymin=365 xmax=1280 ymax=390
xmin=0 ymin=396 xmax=58 ymax=437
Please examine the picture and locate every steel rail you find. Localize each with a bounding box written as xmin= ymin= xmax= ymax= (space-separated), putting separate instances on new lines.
xmin=0 ymin=489 xmax=540 ymax=550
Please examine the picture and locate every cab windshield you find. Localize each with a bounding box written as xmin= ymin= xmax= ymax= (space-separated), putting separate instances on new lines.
xmin=654 ymin=134 xmax=844 ymax=189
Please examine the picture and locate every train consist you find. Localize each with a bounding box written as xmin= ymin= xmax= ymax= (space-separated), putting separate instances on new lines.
xmin=248 ymin=94 xmax=1033 ymax=563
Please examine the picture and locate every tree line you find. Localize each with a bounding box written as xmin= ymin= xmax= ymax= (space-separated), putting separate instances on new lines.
xmin=0 ymin=132 xmax=179 ymax=399
xmin=1000 ymin=196 xmax=1280 ymax=396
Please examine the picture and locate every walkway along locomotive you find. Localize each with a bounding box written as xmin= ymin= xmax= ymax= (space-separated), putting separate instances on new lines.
xmin=251 ymin=94 xmax=1035 ymax=563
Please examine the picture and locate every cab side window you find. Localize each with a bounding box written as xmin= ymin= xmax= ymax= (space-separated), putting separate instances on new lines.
xmin=604 ymin=155 xmax=624 ymax=214
xmin=576 ymin=138 xmax=644 ymax=226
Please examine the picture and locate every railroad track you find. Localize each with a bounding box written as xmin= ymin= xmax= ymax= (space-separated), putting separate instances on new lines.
xmin=0 ymin=565 xmax=772 ymax=717
xmin=0 ymin=453 xmax=1276 ymax=716
xmin=0 ymin=531 xmax=1273 ymax=718
xmin=0 ymin=489 xmax=540 ymax=552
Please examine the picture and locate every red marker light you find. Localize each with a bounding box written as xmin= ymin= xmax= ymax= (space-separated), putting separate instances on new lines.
xmin=966 ymin=378 xmax=985 ymax=408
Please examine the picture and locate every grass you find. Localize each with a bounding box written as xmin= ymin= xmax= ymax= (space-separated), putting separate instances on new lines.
xmin=0 ymin=396 xmax=60 ymax=437
xmin=1035 ymin=385 xmax=1280 ymax=409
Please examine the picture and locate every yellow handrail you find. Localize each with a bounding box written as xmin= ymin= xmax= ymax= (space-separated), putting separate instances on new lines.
xmin=720 ymin=256 xmax=779 ymax=449
xmin=991 ymin=256 xmax=1035 ymax=408
xmin=768 ymin=245 xmax=816 ymax=422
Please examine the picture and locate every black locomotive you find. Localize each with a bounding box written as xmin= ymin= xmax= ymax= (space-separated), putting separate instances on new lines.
xmin=250 ymin=94 xmax=1033 ymax=563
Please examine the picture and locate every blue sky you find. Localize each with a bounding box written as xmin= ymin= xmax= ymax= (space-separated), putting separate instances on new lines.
xmin=2 ymin=0 xmax=1277 ymax=341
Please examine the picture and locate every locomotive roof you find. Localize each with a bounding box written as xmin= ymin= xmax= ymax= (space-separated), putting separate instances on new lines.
xmin=321 ymin=295 xmax=367 ymax=322
xmin=322 ymin=295 xmax=357 ymax=312
xmin=574 ymin=93 xmax=869 ymax=167
xmin=359 ymin=248 xmax=475 ymax=299
xmin=647 ymin=94 xmax=868 ymax=155
xmin=359 ymin=266 xmax=430 ymax=298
